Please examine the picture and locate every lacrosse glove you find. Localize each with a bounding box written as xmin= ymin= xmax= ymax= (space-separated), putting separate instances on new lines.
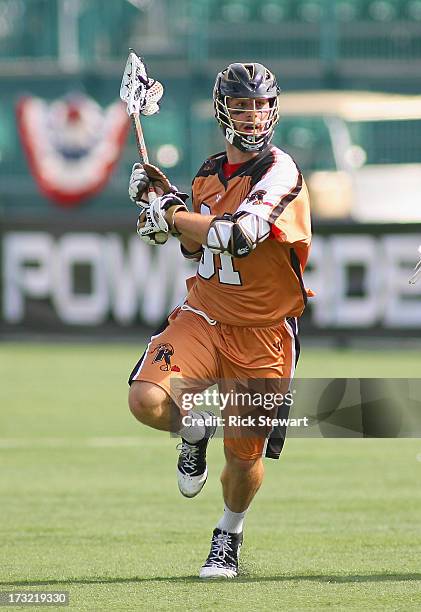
xmin=129 ymin=162 xmax=188 ymax=206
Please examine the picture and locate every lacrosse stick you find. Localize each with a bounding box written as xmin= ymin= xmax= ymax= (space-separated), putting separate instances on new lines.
xmin=409 ymin=245 xmax=421 ymax=285
xmin=120 ymin=49 xmax=164 ymax=205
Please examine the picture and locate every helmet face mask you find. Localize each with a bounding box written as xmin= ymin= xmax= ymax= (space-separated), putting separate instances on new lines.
xmin=213 ymin=63 xmax=280 ymax=152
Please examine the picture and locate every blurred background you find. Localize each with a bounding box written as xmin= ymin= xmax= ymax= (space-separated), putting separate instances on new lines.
xmin=1 ymin=0 xmax=420 ymax=341
xmin=2 ymin=5 xmax=421 ymax=600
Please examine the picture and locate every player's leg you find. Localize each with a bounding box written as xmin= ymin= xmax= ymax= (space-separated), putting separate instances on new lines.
xmin=129 ymin=379 xmax=216 ymax=497
xmin=200 ymin=321 xmax=295 ymax=579
xmin=199 ymin=437 xmax=266 ymax=579
xmin=128 ymin=315 xmax=179 ymax=431
xmin=220 ymin=446 xmax=264 ymax=513
xmin=129 ymin=381 xmax=181 ymax=431
xmin=128 ymin=309 xmax=219 ymax=497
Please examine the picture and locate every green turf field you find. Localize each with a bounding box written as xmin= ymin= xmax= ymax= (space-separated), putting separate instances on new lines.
xmin=1 ymin=343 xmax=421 ymax=610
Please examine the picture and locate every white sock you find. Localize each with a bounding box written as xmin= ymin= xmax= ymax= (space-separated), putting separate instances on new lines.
xmin=216 ymin=504 xmax=247 ymax=534
xmin=177 ymin=410 xmax=206 ymax=443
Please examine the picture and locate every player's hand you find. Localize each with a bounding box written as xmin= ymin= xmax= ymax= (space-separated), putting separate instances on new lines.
xmin=136 ymin=194 xmax=187 ymax=245
xmin=149 ymin=193 xmax=188 ymax=236
xmin=136 ymin=208 xmax=168 ymax=246
xmin=129 ymin=162 xmax=180 ymax=206
xmin=129 ymin=163 xmax=150 ymax=205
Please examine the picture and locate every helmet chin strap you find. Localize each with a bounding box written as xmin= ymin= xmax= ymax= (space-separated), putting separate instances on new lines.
xmin=223 ymin=121 xmax=273 ymax=153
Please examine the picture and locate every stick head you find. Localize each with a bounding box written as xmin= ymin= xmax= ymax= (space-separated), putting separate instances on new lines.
xmin=120 ymin=51 xmax=164 ymax=116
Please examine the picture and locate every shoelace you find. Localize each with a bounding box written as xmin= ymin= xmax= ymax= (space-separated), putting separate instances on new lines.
xmin=206 ymin=532 xmax=233 ymax=567
xmin=176 ymin=442 xmax=199 ymax=474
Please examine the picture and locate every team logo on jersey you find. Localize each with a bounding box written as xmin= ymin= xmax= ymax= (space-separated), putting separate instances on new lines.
xmin=152 ymin=343 xmax=179 ymax=371
xmin=202 ymin=158 xmax=217 ymax=173
xmin=246 ymin=189 xmax=267 ymax=205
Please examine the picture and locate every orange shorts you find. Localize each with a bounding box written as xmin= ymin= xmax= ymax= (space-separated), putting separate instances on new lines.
xmin=129 ymin=307 xmax=298 ymax=461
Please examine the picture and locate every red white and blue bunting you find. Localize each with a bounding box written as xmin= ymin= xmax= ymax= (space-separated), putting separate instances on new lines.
xmin=17 ymin=93 xmax=129 ymax=207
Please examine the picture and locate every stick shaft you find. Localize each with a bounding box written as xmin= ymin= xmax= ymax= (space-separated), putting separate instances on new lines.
xmin=130 ymin=113 xmax=157 ymax=203
xmin=131 ymin=114 xmax=149 ymax=164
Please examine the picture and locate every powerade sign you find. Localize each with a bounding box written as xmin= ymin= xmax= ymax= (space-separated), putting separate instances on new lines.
xmin=305 ymin=231 xmax=421 ymax=329
xmin=1 ymin=230 xmax=194 ymax=328
xmin=1 ymin=221 xmax=420 ymax=333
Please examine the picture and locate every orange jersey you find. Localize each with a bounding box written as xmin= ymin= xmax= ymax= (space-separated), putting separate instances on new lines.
xmin=186 ymin=145 xmax=312 ymax=327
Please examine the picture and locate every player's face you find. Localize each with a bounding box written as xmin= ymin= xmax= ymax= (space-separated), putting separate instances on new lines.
xmin=227 ymin=97 xmax=272 ymax=137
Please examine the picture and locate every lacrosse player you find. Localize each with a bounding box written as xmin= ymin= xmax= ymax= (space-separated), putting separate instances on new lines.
xmin=128 ymin=63 xmax=312 ymax=578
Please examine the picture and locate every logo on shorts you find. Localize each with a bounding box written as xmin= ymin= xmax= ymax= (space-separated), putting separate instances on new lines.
xmin=151 ymin=343 xmax=180 ymax=371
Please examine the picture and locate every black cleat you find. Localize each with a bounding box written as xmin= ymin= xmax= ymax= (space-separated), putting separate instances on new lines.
xmin=177 ymin=411 xmax=216 ymax=498
xmin=199 ymin=528 xmax=243 ymax=579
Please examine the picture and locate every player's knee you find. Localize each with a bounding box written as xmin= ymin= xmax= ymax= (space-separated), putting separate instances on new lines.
xmin=128 ymin=381 xmax=168 ymax=423
xmin=223 ymin=445 xmax=261 ymax=472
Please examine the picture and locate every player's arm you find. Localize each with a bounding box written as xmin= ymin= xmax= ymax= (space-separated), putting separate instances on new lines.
xmin=236 ymin=155 xmax=311 ymax=246
xmin=171 ymin=207 xmax=270 ymax=261
xmin=139 ymin=192 xmax=269 ymax=259
xmin=129 ymin=162 xmax=198 ymax=251
xmin=129 ymin=163 xmax=271 ymax=258
xmin=176 ymin=153 xmax=310 ymax=259
xmin=176 ymin=180 xmax=213 ymax=259
xmin=174 ymin=209 xmax=270 ymax=259
xmin=174 ymin=212 xmax=214 ymax=247
xmin=128 ymin=163 xmax=212 ymax=255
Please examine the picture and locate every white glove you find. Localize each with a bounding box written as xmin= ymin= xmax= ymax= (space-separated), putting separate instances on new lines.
xmin=136 ymin=209 xmax=168 ymax=245
xmin=129 ymin=163 xmax=150 ymax=205
xmin=129 ymin=162 xmax=184 ymax=206
xmin=136 ymin=193 xmax=188 ymax=245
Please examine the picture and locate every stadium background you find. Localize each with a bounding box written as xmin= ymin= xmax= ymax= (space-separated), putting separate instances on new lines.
xmin=1 ymin=2 xmax=421 ymax=609
xmin=1 ymin=0 xmax=420 ymax=340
